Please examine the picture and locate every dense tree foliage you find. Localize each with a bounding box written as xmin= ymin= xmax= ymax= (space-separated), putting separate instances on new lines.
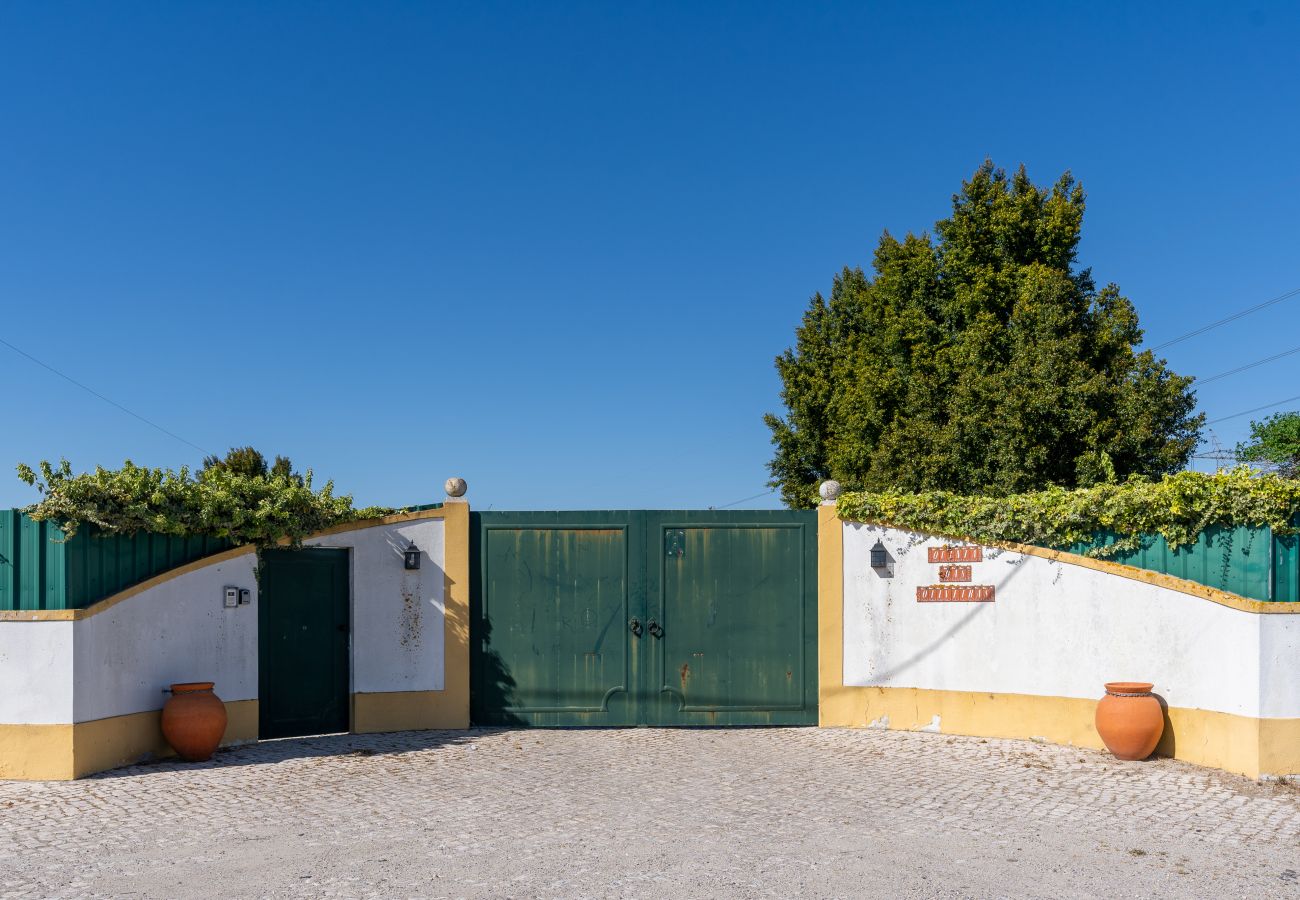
xmin=766 ymin=161 xmax=1202 ymax=507
xmin=201 ymin=446 xmax=298 ymax=482
xmin=1236 ymin=412 xmax=1300 ymax=478
xmin=837 ymin=468 xmax=1300 ymax=558
xmin=16 ymin=459 xmax=390 ymax=546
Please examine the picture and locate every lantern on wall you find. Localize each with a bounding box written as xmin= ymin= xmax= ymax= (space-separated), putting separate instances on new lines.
xmin=404 ymin=542 xmax=421 ymax=570
xmin=870 ymin=540 xmax=888 ymax=569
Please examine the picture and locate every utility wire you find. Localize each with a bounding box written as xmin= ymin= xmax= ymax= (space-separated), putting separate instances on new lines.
xmin=712 ymin=487 xmax=777 ymax=509
xmin=1196 ymin=343 xmax=1300 ymax=387
xmin=0 ymin=336 xmax=212 ymax=456
xmin=1204 ymin=393 xmax=1300 ymax=426
xmin=1149 ymin=285 xmax=1300 ymax=352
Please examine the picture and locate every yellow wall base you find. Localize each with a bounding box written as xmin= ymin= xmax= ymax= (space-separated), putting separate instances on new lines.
xmin=352 ymin=690 xmax=469 ymax=733
xmin=820 ymin=685 xmax=1300 ymax=779
xmin=1 ymin=700 xmax=259 ymax=781
xmin=0 ymin=723 xmax=75 ymax=780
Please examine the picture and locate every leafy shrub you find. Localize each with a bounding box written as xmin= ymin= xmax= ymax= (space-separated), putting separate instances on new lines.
xmin=836 ymin=467 xmax=1300 ymax=557
xmin=16 ymin=459 xmax=392 ymax=547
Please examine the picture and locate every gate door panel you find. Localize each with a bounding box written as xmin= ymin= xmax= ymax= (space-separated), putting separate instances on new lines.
xmin=472 ymin=513 xmax=641 ymax=726
xmin=646 ymin=514 xmax=816 ymax=726
xmin=258 ymin=548 xmax=350 ymax=739
xmin=473 ymin=510 xmax=817 ymax=727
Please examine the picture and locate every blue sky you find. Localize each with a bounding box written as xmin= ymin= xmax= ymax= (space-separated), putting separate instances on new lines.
xmin=2 ymin=2 xmax=1298 ymax=510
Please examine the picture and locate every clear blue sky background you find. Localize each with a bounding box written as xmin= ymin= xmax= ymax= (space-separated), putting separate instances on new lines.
xmin=2 ymin=2 xmax=1298 ymax=510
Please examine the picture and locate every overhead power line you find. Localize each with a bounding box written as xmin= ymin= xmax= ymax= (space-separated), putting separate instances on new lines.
xmin=1196 ymin=343 xmax=1300 ymax=387
xmin=1204 ymin=393 xmax=1300 ymax=426
xmin=712 ymin=487 xmax=777 ymax=510
xmin=0 ymin=336 xmax=212 ymax=456
xmin=1149 ymin=285 xmax=1300 ymax=352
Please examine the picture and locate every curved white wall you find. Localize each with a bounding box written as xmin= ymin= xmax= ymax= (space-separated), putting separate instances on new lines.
xmin=843 ymin=522 xmax=1300 ymax=720
xmin=0 ymin=512 xmax=449 ymax=731
xmin=72 ymin=552 xmax=258 ymax=723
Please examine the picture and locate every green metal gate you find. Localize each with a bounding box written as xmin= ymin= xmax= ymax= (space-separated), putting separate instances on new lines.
xmin=471 ymin=510 xmax=817 ymax=727
xmin=258 ymin=548 xmax=351 ymax=739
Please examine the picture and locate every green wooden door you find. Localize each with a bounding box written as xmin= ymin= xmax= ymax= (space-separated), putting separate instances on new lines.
xmin=472 ymin=512 xmax=642 ymax=726
xmin=471 ymin=511 xmax=816 ymax=727
xmin=645 ymin=512 xmax=817 ymax=726
xmin=259 ymin=548 xmax=350 ymax=739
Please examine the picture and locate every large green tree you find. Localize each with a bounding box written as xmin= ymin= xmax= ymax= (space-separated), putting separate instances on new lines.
xmin=201 ymin=446 xmax=298 ymax=482
xmin=1236 ymin=412 xmax=1300 ymax=477
xmin=765 ymin=161 xmax=1202 ymax=507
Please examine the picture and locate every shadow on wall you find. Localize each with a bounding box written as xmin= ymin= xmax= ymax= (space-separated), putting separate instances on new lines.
xmin=471 ymin=615 xmax=526 ymax=727
xmin=1154 ymin=692 xmax=1176 ymax=759
xmin=867 ymin=548 xmax=1034 ymax=684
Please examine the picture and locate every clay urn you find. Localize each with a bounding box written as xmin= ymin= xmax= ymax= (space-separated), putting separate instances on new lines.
xmin=161 ymin=682 xmax=228 ymax=762
xmin=1095 ymin=682 xmax=1164 ymax=761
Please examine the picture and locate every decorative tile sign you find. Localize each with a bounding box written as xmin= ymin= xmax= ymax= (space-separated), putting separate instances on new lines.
xmin=917 ymin=585 xmax=995 ymax=602
xmin=920 ymin=545 xmax=994 ymax=602
xmin=928 ymin=546 xmax=982 ymax=563
xmin=938 ymin=564 xmax=972 ymax=582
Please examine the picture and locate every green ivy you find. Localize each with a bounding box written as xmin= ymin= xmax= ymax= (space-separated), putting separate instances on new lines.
xmin=16 ymin=459 xmax=394 ymax=548
xmin=835 ymin=467 xmax=1300 ymax=557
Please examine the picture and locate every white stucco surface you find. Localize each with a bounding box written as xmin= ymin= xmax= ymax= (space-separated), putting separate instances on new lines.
xmin=309 ymin=518 xmax=446 ymax=694
xmin=2 ymin=513 xmax=449 ymax=733
xmin=72 ymin=552 xmax=259 ymax=723
xmin=0 ymin=620 xmax=74 ymax=724
xmin=842 ymin=522 xmax=1300 ymax=720
xmin=1260 ymin=614 xmax=1300 ymax=717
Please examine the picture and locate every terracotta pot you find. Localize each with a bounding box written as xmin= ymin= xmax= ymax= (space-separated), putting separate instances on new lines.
xmin=161 ymin=682 xmax=228 ymax=762
xmin=1095 ymin=682 xmax=1163 ymax=761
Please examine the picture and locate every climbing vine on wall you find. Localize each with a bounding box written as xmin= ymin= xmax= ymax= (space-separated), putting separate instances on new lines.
xmin=16 ymin=459 xmax=393 ymax=548
xmin=836 ymin=468 xmax=1300 ymax=557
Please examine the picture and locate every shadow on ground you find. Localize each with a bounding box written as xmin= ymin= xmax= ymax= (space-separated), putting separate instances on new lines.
xmin=89 ymin=728 xmax=502 ymax=780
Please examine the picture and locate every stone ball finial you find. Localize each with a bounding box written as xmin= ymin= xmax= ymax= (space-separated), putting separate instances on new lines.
xmin=444 ymin=477 xmax=467 ymax=498
xmin=818 ymin=480 xmax=841 ymax=502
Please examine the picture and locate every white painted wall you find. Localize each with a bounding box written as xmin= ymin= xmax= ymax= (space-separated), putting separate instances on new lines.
xmin=842 ymin=522 xmax=1300 ymax=720
xmin=72 ymin=552 xmax=259 ymax=723
xmin=0 ymin=620 xmax=74 ymax=724
xmin=309 ymin=518 xmax=446 ymax=694
xmin=0 ymin=513 xmax=449 ymax=734
xmin=1261 ymin=614 xmax=1300 ymax=718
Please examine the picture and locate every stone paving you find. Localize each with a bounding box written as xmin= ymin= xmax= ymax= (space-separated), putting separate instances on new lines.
xmin=2 ymin=728 xmax=1299 ymax=898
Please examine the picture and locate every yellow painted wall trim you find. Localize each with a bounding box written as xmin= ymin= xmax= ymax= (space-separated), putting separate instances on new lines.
xmin=0 ymin=700 xmax=258 ymax=781
xmin=0 ymin=507 xmax=453 ymax=623
xmin=436 ymin=501 xmax=471 ymax=729
xmin=0 ymin=723 xmax=74 ymax=779
xmin=820 ymin=685 xmax=1300 ymax=779
xmin=352 ymin=690 xmax=467 ymax=733
xmin=0 ymin=544 xmax=257 ymax=622
xmin=817 ymin=504 xmax=845 ymax=728
xmin=843 ymin=514 xmax=1300 ymax=615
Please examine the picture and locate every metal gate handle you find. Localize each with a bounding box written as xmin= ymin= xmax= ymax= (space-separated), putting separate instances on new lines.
xmin=647 ymin=619 xmax=664 ymax=638
xmin=629 ymin=617 xmax=643 ymax=636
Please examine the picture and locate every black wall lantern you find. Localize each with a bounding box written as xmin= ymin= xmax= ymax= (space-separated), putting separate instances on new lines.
xmin=870 ymin=540 xmax=888 ymax=569
xmin=404 ymin=542 xmax=421 ymax=570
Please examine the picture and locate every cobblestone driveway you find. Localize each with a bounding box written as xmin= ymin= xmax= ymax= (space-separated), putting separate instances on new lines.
xmin=3 ymin=728 xmax=1299 ymax=898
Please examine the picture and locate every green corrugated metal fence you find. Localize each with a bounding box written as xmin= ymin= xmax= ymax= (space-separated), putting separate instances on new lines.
xmin=4 ymin=505 xmax=1294 ymax=610
xmin=0 ymin=510 xmax=232 ymax=611
xmin=1064 ymin=523 xmax=1299 ymax=603
xmin=0 ymin=511 xmax=65 ymax=611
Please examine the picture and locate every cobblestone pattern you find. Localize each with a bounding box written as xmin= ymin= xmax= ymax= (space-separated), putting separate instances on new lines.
xmin=2 ymin=728 xmax=1299 ymax=898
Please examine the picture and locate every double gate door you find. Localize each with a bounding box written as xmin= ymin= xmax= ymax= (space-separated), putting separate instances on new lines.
xmin=471 ymin=510 xmax=817 ymax=727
